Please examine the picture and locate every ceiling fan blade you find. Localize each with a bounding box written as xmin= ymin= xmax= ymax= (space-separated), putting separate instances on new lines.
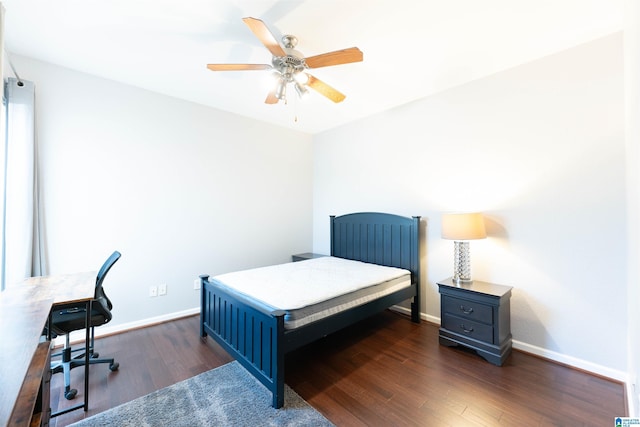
xmin=242 ymin=17 xmax=287 ymax=57
xmin=306 ymin=74 xmax=346 ymax=103
xmin=265 ymin=90 xmax=278 ymax=104
xmin=207 ymin=64 xmax=272 ymax=71
xmin=304 ymin=47 xmax=363 ymax=68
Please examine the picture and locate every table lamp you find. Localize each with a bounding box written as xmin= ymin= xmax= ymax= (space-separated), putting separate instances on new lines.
xmin=441 ymin=212 xmax=486 ymax=283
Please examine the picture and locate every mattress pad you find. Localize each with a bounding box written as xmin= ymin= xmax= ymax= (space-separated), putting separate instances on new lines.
xmin=212 ymin=256 xmax=410 ymax=311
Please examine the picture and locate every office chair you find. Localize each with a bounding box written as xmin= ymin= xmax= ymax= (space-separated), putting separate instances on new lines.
xmin=49 ymin=250 xmax=121 ymax=400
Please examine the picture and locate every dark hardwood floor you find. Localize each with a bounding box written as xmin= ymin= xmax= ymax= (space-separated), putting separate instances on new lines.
xmin=49 ymin=311 xmax=626 ymax=426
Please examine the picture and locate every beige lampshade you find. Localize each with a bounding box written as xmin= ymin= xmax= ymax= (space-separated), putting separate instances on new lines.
xmin=441 ymin=212 xmax=487 ymax=240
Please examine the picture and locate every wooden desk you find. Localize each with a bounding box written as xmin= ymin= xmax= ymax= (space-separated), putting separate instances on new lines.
xmin=0 ymin=271 xmax=96 ymax=427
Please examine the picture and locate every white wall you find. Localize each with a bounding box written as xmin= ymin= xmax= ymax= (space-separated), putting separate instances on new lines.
xmin=625 ymin=0 xmax=640 ymax=416
xmin=313 ymin=33 xmax=627 ymax=379
xmin=13 ymin=55 xmax=314 ymax=328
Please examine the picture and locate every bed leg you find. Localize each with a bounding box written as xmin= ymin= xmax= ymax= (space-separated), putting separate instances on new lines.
xmin=411 ymin=297 xmax=420 ymax=323
xmin=199 ymin=275 xmax=209 ymax=338
xmin=271 ymin=310 xmax=286 ymax=409
xmin=273 ymin=385 xmax=284 ymax=409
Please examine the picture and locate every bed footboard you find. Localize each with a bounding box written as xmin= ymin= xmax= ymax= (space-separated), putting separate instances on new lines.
xmin=199 ymin=275 xmax=286 ymax=408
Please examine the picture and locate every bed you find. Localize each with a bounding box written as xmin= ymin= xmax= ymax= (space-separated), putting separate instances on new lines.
xmin=199 ymin=212 xmax=421 ymax=408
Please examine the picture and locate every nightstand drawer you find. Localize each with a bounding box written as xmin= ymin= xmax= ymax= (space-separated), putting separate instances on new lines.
xmin=442 ymin=313 xmax=494 ymax=343
xmin=442 ymin=295 xmax=493 ymax=324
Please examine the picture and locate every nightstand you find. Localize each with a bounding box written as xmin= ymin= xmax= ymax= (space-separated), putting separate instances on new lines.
xmin=437 ymin=277 xmax=513 ymax=366
xmin=291 ymin=252 xmax=326 ymax=262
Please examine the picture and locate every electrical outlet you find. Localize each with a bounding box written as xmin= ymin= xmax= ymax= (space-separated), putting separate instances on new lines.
xmin=193 ymin=278 xmax=201 ymax=290
xmin=149 ymin=285 xmax=158 ymax=297
xmin=159 ymin=283 xmax=167 ymax=296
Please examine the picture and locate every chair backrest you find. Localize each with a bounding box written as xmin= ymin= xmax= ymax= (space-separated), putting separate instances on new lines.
xmin=95 ymin=251 xmax=121 ymax=309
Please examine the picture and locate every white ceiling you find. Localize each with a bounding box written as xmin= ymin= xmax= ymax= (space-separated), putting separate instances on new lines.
xmin=1 ymin=0 xmax=623 ymax=134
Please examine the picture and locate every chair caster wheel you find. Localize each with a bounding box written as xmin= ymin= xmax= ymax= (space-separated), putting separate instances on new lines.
xmin=91 ymin=352 xmax=99 ymax=358
xmin=109 ymin=362 xmax=119 ymax=371
xmin=65 ymin=389 xmax=78 ymax=400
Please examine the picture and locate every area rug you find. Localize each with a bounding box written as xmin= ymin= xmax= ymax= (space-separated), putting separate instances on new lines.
xmin=70 ymin=361 xmax=334 ymax=426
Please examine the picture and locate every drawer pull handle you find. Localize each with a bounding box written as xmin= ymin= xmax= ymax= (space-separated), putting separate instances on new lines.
xmin=459 ymin=305 xmax=474 ymax=315
xmin=460 ymin=324 xmax=474 ymax=334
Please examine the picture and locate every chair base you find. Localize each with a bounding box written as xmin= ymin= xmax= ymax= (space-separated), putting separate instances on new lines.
xmin=50 ymin=332 xmax=119 ymax=400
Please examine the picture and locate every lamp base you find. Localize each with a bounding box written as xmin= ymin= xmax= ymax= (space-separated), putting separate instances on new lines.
xmin=452 ymin=241 xmax=472 ymax=283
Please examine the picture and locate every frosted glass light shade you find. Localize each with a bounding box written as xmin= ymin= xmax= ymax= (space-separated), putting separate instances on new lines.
xmin=441 ymin=213 xmax=487 ymax=241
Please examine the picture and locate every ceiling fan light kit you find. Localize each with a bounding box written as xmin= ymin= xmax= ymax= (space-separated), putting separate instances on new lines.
xmin=207 ymin=17 xmax=363 ymax=105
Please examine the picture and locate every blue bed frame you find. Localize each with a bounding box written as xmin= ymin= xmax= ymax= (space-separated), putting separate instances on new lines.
xmin=199 ymin=212 xmax=421 ymax=408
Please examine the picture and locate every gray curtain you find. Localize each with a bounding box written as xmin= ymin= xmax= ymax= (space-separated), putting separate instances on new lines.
xmin=1 ymin=77 xmax=45 ymax=291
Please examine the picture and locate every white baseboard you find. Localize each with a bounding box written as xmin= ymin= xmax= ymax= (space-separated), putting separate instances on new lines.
xmin=628 ymin=383 xmax=639 ymax=417
xmin=389 ymin=306 xmax=628 ymax=383
xmin=55 ymin=307 xmax=200 ymax=347
xmin=388 ymin=304 xmax=439 ymax=324
xmin=511 ymin=340 xmax=627 ymax=382
xmin=98 ymin=307 xmax=201 ymax=337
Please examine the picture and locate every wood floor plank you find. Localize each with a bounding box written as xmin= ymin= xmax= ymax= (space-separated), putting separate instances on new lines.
xmin=49 ymin=311 xmax=626 ymax=426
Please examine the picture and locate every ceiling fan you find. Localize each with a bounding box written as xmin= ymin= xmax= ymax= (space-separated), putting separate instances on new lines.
xmin=207 ymin=17 xmax=363 ymax=104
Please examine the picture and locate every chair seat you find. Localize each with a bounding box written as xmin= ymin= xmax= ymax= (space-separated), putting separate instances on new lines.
xmin=51 ymin=309 xmax=110 ymax=337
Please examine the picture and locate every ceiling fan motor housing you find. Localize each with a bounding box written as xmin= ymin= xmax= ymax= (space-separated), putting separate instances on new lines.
xmin=272 ymin=41 xmax=307 ymax=83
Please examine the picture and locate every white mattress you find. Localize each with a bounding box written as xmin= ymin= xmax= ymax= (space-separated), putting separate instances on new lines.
xmin=212 ymin=256 xmax=412 ymax=329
